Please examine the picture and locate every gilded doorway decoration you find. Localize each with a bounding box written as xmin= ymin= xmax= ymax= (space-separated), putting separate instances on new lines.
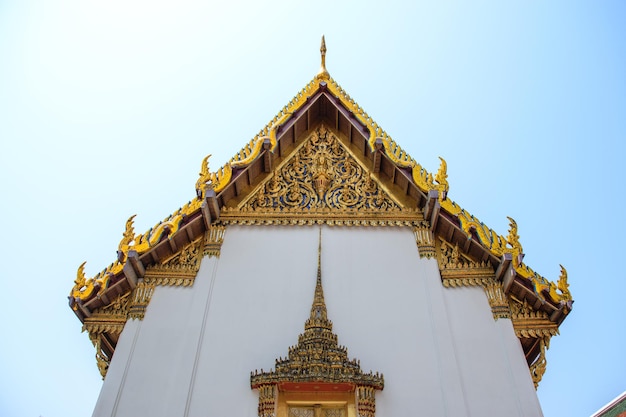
xmin=289 ymin=405 xmax=346 ymax=417
xmin=250 ymin=231 xmax=384 ymax=417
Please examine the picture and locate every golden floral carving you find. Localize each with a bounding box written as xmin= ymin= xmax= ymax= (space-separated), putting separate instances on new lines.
xmin=204 ymin=225 xmax=226 ymax=258
xmin=241 ymin=126 xmax=401 ymax=214
xmin=530 ymin=337 xmax=550 ymax=389
xmin=89 ymin=333 xmax=111 ymax=379
xmin=509 ymin=298 xmax=559 ymax=339
xmin=357 ymin=386 xmax=377 ymax=417
xmin=128 ymin=282 xmax=156 ymax=320
xmin=223 ymin=125 xmax=422 ymax=227
xmin=83 ymin=293 xmax=131 ymax=378
xmin=220 ymin=211 xmax=422 ymax=227
xmin=257 ymin=384 xmax=277 ymax=417
xmin=413 ymin=222 xmax=435 ymax=259
xmin=483 ymin=281 xmax=510 ymax=320
xmin=438 ymin=241 xmax=512 ymax=320
xmin=438 ymin=240 xmax=494 ymax=288
xmin=143 ymin=236 xmax=204 ymax=286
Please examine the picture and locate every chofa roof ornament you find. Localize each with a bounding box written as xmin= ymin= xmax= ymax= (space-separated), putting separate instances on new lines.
xmin=316 ymin=35 xmax=330 ymax=81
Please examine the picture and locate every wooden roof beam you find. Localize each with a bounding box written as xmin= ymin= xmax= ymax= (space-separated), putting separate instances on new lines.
xmin=424 ymin=190 xmax=441 ymax=232
xmin=97 ymin=292 xmax=110 ymax=306
xmin=201 ymin=189 xmax=220 ymax=228
xmin=372 ymin=139 xmax=382 ymax=173
xmin=263 ymin=139 xmax=273 ymax=173
xmin=168 ymin=239 xmax=178 ymax=254
xmin=462 ymin=236 xmax=472 ymax=253
xmin=496 ymin=253 xmax=514 ymax=287
xmin=124 ymin=250 xmax=145 ymax=290
xmin=185 ymin=226 xmax=195 ymax=241
xmin=320 ymin=90 xmax=369 ymax=139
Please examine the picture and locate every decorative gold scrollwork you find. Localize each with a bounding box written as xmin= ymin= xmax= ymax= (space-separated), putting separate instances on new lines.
xmin=204 ymin=225 xmax=226 ymax=258
xmin=89 ymin=333 xmax=111 ymax=379
xmin=483 ymin=281 xmax=510 ymax=320
xmin=257 ymin=384 xmax=277 ymax=417
xmin=530 ymin=337 xmax=549 ymax=389
xmin=437 ymin=240 xmax=494 ymax=288
xmin=506 ymin=216 xmax=523 ymax=262
xmin=196 ymin=154 xmax=233 ymax=197
xmin=509 ymin=298 xmax=559 ymax=339
xmin=83 ymin=293 xmax=131 ymax=378
xmin=241 ymin=126 xmax=402 ymax=214
xmin=434 ymin=157 xmax=449 ymax=200
xmin=413 ymin=222 xmax=435 ymax=259
xmin=144 ymin=236 xmax=204 ymax=287
xmin=357 ymin=386 xmax=377 ymax=417
xmin=72 ymin=261 xmax=97 ymax=302
xmin=437 ymin=240 xmax=511 ymax=320
xmin=128 ymin=282 xmax=156 ymax=320
xmin=117 ymin=215 xmax=136 ymax=262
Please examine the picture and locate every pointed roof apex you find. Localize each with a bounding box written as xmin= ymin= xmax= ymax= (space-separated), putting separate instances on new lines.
xmin=309 ymin=228 xmax=328 ymax=322
xmin=316 ymin=35 xmax=330 ymax=81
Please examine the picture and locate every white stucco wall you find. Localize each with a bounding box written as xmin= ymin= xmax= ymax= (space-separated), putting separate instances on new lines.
xmin=93 ymin=225 xmax=542 ymax=417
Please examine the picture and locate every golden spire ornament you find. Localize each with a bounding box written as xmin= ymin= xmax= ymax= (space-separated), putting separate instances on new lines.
xmin=316 ymin=35 xmax=330 ymax=80
xmin=250 ymin=227 xmax=384 ymax=391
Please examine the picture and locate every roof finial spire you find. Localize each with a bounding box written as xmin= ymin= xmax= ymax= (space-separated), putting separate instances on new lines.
xmin=316 ymin=35 xmax=330 ymax=81
xmin=310 ymin=227 xmax=328 ymax=321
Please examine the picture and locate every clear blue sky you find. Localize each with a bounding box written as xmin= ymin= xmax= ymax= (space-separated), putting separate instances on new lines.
xmin=0 ymin=1 xmax=624 ymax=416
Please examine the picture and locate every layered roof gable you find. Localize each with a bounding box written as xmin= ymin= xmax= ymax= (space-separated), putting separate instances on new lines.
xmin=70 ymin=38 xmax=572 ymax=382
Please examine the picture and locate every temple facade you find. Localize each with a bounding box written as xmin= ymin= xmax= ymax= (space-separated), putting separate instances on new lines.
xmin=70 ymin=39 xmax=573 ymax=417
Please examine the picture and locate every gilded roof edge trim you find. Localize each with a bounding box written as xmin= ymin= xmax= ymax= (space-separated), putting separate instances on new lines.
xmin=70 ymin=67 xmax=572 ymax=307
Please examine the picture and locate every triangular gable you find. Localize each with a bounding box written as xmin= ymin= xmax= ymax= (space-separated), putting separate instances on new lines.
xmin=70 ymin=39 xmax=572 ymax=383
xmin=220 ymin=124 xmax=422 ymax=226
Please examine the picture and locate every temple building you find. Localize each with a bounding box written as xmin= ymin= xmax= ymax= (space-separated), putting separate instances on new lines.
xmin=592 ymin=392 xmax=626 ymax=417
xmin=70 ymin=38 xmax=573 ymax=417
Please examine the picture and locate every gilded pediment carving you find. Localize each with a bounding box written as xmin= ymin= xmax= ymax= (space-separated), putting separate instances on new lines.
xmin=243 ymin=125 xmax=400 ymax=211
xmin=222 ymin=125 xmax=422 ymax=226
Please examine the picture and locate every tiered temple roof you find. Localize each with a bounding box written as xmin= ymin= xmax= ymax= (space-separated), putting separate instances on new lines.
xmin=69 ymin=37 xmax=572 ymax=381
